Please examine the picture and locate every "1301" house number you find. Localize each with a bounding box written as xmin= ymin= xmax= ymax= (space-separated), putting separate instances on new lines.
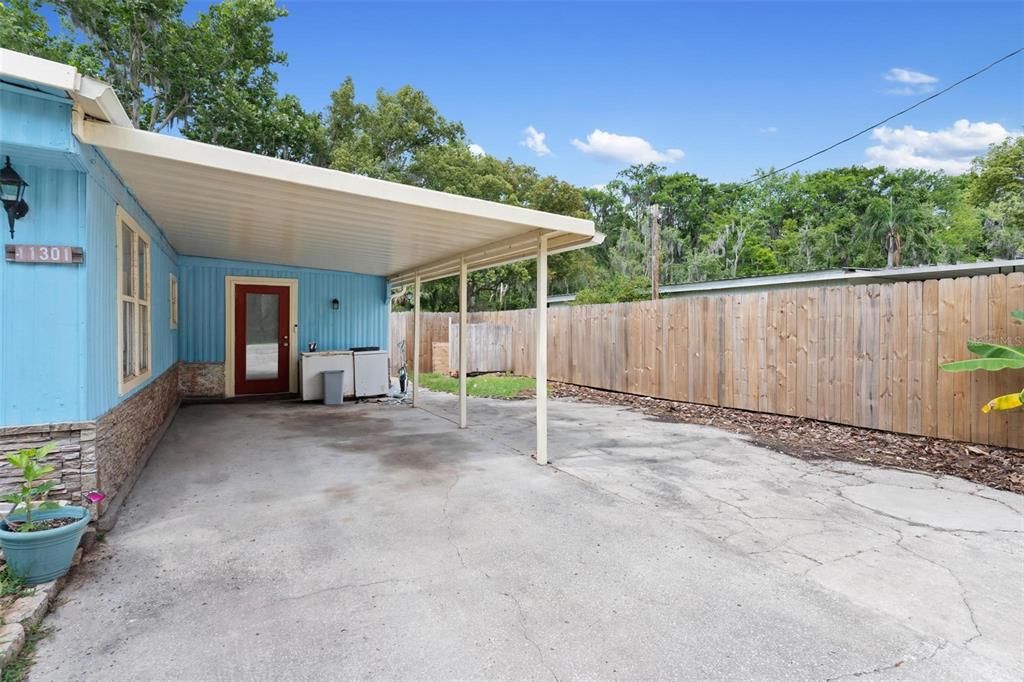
xmin=4 ymin=244 xmax=84 ymax=264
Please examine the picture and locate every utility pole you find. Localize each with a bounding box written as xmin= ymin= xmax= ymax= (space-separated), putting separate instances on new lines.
xmin=651 ymin=204 xmax=659 ymax=301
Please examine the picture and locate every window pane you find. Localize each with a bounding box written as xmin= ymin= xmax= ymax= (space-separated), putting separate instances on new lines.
xmin=137 ymin=239 xmax=148 ymax=302
xmin=122 ymin=301 xmax=135 ymax=378
xmin=170 ymin=277 xmax=178 ymax=326
xmin=245 ymin=293 xmax=279 ymax=380
xmin=139 ymin=304 xmax=150 ymax=372
xmin=121 ymin=224 xmax=133 ymax=296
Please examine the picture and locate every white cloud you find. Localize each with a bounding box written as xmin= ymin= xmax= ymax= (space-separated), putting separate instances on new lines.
xmin=883 ymin=67 xmax=938 ymax=95
xmin=571 ymin=129 xmax=684 ymax=164
xmin=468 ymin=143 xmax=486 ymax=157
xmin=520 ymin=126 xmax=551 ymax=156
xmin=884 ymin=68 xmax=938 ymax=85
xmin=759 ymin=126 xmax=778 ymax=134
xmin=864 ymin=119 xmax=1016 ymax=174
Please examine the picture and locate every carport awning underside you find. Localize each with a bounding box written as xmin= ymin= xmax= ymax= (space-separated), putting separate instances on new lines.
xmin=80 ymin=121 xmax=600 ymax=284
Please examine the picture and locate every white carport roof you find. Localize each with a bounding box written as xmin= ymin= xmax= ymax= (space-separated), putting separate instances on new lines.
xmin=2 ymin=48 xmax=600 ymax=284
xmin=79 ymin=122 xmax=600 ymax=284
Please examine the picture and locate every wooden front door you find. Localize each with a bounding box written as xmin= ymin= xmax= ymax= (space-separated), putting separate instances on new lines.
xmin=234 ymin=284 xmax=291 ymax=395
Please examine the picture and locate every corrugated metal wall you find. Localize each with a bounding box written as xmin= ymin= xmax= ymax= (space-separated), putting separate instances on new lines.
xmin=178 ymin=256 xmax=388 ymax=362
xmin=0 ymin=85 xmax=73 ymax=152
xmin=0 ymin=163 xmax=86 ymax=425
xmin=83 ymin=142 xmax=179 ymax=419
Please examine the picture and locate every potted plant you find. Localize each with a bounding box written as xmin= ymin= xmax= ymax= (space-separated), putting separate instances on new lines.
xmin=0 ymin=443 xmax=92 ymax=585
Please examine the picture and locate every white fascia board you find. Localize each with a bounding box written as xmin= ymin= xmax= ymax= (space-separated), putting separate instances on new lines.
xmin=0 ymin=49 xmax=131 ymax=126
xmin=80 ymin=120 xmax=597 ymax=236
xmin=0 ymin=49 xmax=77 ymax=91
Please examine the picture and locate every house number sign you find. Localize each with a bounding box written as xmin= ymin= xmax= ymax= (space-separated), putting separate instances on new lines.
xmin=5 ymin=244 xmax=84 ymax=264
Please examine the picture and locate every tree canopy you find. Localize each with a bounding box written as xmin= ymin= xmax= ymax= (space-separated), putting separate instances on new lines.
xmin=4 ymin=0 xmax=1021 ymax=310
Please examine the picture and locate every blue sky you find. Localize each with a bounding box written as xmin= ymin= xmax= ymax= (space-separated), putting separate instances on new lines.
xmin=208 ymin=2 xmax=1021 ymax=186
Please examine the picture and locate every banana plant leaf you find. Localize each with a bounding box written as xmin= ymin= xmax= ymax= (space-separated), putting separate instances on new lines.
xmin=965 ymin=340 xmax=1024 ymax=359
xmin=982 ymin=390 xmax=1024 ymax=413
xmin=941 ymin=357 xmax=1024 ymax=372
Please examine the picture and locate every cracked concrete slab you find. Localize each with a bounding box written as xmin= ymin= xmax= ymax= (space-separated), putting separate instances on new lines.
xmin=30 ymin=393 xmax=1023 ymax=680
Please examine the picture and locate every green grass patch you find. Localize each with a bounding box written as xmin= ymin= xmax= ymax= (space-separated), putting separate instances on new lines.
xmin=1 ymin=623 xmax=53 ymax=682
xmin=0 ymin=566 xmax=26 ymax=600
xmin=418 ymin=372 xmax=536 ymax=399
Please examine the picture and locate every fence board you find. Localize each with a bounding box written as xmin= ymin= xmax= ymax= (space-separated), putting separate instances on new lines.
xmin=891 ymin=282 xmax=909 ymax=434
xmin=391 ymin=271 xmax=1022 ymax=448
xmin=970 ymin=276 xmax=990 ymax=445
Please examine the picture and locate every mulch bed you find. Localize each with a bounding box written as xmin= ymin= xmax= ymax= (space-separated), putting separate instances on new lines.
xmin=549 ymin=382 xmax=1024 ymax=495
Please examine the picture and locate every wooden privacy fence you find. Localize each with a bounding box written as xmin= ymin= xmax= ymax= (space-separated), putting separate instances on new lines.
xmin=449 ymin=323 xmax=514 ymax=373
xmin=391 ymin=271 xmax=1024 ymax=448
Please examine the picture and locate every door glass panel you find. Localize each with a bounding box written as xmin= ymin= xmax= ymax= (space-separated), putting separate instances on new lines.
xmin=245 ymin=293 xmax=279 ymax=380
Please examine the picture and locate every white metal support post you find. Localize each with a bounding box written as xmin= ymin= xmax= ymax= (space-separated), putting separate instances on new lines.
xmin=412 ymin=273 xmax=421 ymax=407
xmin=536 ymin=235 xmax=549 ymax=465
xmin=459 ymin=257 xmax=468 ymax=428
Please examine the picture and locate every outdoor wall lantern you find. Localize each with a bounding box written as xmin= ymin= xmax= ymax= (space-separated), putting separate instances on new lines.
xmin=1 ymin=156 xmax=29 ymax=239
xmin=331 ymin=298 xmax=341 ymax=310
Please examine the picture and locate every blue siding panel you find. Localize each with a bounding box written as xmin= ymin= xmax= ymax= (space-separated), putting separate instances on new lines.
xmin=179 ymin=257 xmax=388 ymax=362
xmin=82 ymin=144 xmax=178 ymax=419
xmin=0 ymin=165 xmax=87 ymax=424
xmin=0 ymin=85 xmax=73 ymax=153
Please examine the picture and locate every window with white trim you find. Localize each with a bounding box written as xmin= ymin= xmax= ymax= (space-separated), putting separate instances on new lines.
xmin=169 ymin=273 xmax=178 ymax=329
xmin=117 ymin=207 xmax=151 ymax=392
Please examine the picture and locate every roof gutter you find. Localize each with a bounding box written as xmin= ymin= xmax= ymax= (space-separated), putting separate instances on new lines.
xmin=0 ymin=48 xmax=131 ymax=127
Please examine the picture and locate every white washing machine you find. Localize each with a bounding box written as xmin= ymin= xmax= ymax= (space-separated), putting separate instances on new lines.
xmin=300 ymin=351 xmax=354 ymax=401
xmin=353 ymin=350 xmax=389 ymax=397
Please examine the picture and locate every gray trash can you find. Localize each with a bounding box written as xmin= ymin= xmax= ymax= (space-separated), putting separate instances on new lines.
xmin=322 ymin=370 xmax=345 ymax=405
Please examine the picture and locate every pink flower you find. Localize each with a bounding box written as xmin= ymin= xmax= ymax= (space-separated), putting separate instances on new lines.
xmin=85 ymin=490 xmax=106 ymax=504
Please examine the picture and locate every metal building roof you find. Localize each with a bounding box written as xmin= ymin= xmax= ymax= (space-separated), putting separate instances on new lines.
xmin=549 ymin=260 xmax=1024 ymax=304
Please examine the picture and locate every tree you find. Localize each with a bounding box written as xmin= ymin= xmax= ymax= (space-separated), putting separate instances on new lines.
xmin=967 ymin=137 xmax=1024 ymax=259
xmin=0 ymin=0 xmax=99 ymax=72
xmin=573 ymin=274 xmax=649 ymax=305
xmin=326 ymin=77 xmax=466 ymax=182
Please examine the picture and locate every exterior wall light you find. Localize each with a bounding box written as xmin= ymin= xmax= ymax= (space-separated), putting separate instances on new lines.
xmin=331 ymin=298 xmax=340 ymax=310
xmin=1 ymin=157 xmax=29 ymax=239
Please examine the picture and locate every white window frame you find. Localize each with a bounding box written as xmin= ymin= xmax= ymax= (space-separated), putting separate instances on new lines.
xmin=169 ymin=273 xmax=179 ymax=329
xmin=116 ymin=206 xmax=152 ymax=394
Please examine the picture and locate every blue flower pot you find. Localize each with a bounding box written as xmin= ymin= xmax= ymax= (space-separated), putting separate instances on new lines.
xmin=0 ymin=506 xmax=90 ymax=585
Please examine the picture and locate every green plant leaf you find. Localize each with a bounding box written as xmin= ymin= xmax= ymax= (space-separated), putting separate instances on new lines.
xmin=2 ymin=493 xmax=22 ymax=504
xmin=1011 ymin=310 xmax=1024 ymax=322
xmin=966 ymin=340 xmax=1024 ymax=360
xmin=941 ymin=357 xmax=1024 ymax=372
xmin=28 ymin=481 xmax=58 ymax=497
xmin=36 ymin=501 xmax=60 ymax=511
xmin=6 ymin=451 xmax=29 ymax=469
xmin=34 ymin=442 xmax=57 ymax=459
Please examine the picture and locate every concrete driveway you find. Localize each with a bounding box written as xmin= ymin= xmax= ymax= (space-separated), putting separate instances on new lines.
xmin=32 ymin=392 xmax=1023 ymax=680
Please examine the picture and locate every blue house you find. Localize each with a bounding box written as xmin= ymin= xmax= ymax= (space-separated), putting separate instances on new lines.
xmin=0 ymin=49 xmax=599 ymax=514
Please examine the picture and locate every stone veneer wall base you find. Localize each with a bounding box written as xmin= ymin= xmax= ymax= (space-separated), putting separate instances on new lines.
xmin=96 ymin=398 xmax=180 ymax=533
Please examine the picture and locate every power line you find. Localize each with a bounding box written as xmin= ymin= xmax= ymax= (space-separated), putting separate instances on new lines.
xmin=743 ymin=46 xmax=1024 ymax=185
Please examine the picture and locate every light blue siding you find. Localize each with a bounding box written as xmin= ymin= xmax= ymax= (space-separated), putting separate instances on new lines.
xmin=178 ymin=257 xmax=388 ymax=362
xmin=0 ymin=164 xmax=87 ymax=425
xmin=82 ymin=142 xmax=178 ymax=418
xmin=0 ymin=85 xmax=73 ymax=155
xmin=2 ymin=84 xmax=389 ymax=427
xmin=0 ymin=86 xmax=179 ymax=424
